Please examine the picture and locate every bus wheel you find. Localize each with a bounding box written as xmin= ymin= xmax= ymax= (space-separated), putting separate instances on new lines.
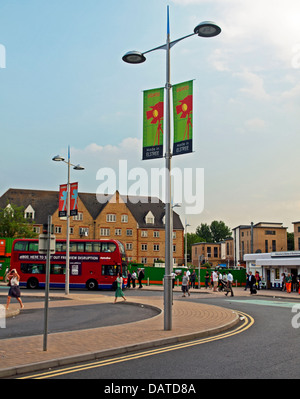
xmin=27 ymin=277 xmax=39 ymax=289
xmin=86 ymin=279 xmax=98 ymax=290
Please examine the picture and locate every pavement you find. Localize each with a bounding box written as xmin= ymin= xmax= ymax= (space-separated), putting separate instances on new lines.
xmin=0 ymin=283 xmax=300 ymax=378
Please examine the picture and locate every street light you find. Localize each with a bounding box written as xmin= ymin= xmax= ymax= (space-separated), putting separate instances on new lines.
xmin=122 ymin=7 xmax=221 ymax=330
xmin=185 ymin=222 xmax=191 ymax=267
xmin=52 ymin=145 xmax=84 ymax=295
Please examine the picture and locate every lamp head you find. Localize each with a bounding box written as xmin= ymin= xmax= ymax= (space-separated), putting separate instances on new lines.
xmin=52 ymin=155 xmax=65 ymax=162
xmin=194 ymin=21 xmax=221 ymax=37
xmin=122 ymin=51 xmax=146 ymax=64
xmin=73 ymin=164 xmax=85 ymax=171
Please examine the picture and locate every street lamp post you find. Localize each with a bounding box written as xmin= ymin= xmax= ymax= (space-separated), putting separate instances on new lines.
xmin=122 ymin=7 xmax=221 ymax=330
xmin=185 ymin=222 xmax=191 ymax=267
xmin=52 ymin=145 xmax=84 ymax=295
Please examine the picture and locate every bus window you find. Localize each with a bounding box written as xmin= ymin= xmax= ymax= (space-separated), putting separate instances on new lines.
xmin=56 ymin=242 xmax=65 ymax=252
xmin=85 ymin=242 xmax=93 ymax=252
xmin=14 ymin=241 xmax=28 ymax=251
xmin=70 ymin=242 xmax=77 ymax=252
xmin=117 ymin=241 xmax=125 ymax=255
xmin=102 ymin=265 xmax=117 ymax=276
xmin=102 ymin=242 xmax=116 ymax=253
xmin=93 ymin=242 xmax=101 ymax=252
xmin=21 ymin=263 xmax=45 ymax=274
xmin=51 ymin=264 xmax=65 ymax=275
xmin=28 ymin=242 xmax=39 ymax=252
xmin=77 ymin=243 xmax=85 ymax=252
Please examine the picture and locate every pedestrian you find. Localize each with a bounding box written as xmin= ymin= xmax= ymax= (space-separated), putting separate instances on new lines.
xmin=286 ymin=273 xmax=292 ymax=293
xmin=212 ymin=270 xmax=218 ymax=292
xmin=248 ymin=271 xmax=257 ymax=294
xmin=281 ymin=273 xmax=286 ymax=291
xmin=244 ymin=272 xmax=250 ymax=291
xmin=131 ymin=270 xmax=137 ymax=288
xmin=205 ymin=271 xmax=210 ymax=289
xmin=181 ymin=271 xmax=190 ymax=297
xmin=138 ymin=268 xmax=144 ymax=288
xmin=6 ymin=269 xmax=24 ymax=310
xmin=127 ymin=271 xmax=132 ymax=288
xmin=255 ymin=271 xmax=261 ymax=290
xmin=171 ymin=271 xmax=176 ymax=289
xmin=114 ymin=272 xmax=126 ymax=303
xmin=190 ymin=270 xmax=196 ymax=289
xmin=225 ymin=271 xmax=234 ymax=297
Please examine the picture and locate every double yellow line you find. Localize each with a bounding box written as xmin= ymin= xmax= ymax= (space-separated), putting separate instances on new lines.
xmin=20 ymin=311 xmax=254 ymax=379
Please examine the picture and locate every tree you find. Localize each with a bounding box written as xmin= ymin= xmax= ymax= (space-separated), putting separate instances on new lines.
xmin=195 ymin=221 xmax=232 ymax=243
xmin=287 ymin=232 xmax=294 ymax=251
xmin=185 ymin=232 xmax=204 ymax=263
xmin=210 ymin=220 xmax=232 ymax=243
xmin=196 ymin=223 xmax=212 ymax=242
xmin=0 ymin=203 xmax=37 ymax=238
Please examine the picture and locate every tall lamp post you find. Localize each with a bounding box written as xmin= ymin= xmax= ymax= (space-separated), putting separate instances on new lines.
xmin=122 ymin=7 xmax=221 ymax=330
xmin=52 ymin=146 xmax=84 ymax=295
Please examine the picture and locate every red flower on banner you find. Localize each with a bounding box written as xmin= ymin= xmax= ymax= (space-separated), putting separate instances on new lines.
xmin=147 ymin=101 xmax=164 ymax=145
xmin=176 ymin=95 xmax=193 ymax=119
xmin=176 ymin=95 xmax=193 ymax=140
xmin=147 ymin=101 xmax=164 ymax=124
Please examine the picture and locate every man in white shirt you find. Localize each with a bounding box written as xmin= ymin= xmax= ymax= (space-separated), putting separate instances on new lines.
xmin=212 ymin=270 xmax=218 ymax=292
xmin=225 ymin=272 xmax=234 ymax=297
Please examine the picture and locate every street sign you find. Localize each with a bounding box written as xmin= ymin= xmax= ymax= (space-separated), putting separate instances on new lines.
xmin=38 ymin=234 xmax=56 ymax=254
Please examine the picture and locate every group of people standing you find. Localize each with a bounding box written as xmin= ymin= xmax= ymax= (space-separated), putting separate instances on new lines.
xmin=281 ymin=272 xmax=300 ymax=294
xmin=204 ymin=270 xmax=234 ymax=297
xmin=126 ymin=268 xmax=144 ymax=289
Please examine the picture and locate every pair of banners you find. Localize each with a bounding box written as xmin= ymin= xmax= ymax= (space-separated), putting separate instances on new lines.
xmin=143 ymin=80 xmax=193 ymax=160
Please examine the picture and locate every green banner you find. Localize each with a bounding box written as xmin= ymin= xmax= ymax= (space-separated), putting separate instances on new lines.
xmin=143 ymin=87 xmax=164 ymax=160
xmin=172 ymin=80 xmax=193 ymax=156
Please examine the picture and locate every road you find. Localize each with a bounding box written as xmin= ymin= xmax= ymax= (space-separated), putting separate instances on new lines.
xmin=16 ymin=290 xmax=300 ymax=380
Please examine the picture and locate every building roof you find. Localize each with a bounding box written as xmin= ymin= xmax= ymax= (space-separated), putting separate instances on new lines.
xmin=0 ymin=189 xmax=184 ymax=230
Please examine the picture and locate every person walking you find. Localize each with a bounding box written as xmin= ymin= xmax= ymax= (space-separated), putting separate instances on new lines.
xmin=205 ymin=271 xmax=210 ymax=289
xmin=248 ymin=271 xmax=257 ymax=294
xmin=286 ymin=273 xmax=292 ymax=293
xmin=181 ymin=271 xmax=190 ymax=297
xmin=138 ymin=268 xmax=144 ymax=288
xmin=114 ymin=272 xmax=126 ymax=303
xmin=131 ymin=270 xmax=137 ymax=288
xmin=225 ymin=271 xmax=234 ymax=297
xmin=6 ymin=269 xmax=24 ymax=310
xmin=190 ymin=270 xmax=196 ymax=289
xmin=212 ymin=270 xmax=218 ymax=292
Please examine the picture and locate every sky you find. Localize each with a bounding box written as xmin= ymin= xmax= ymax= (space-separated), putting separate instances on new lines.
xmin=1 ymin=0 xmax=300 ymax=234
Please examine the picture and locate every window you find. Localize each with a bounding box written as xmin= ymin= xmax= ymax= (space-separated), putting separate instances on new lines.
xmin=106 ymin=214 xmax=116 ymax=222
xmin=79 ymin=227 xmax=89 ymax=236
xmin=173 ymin=245 xmax=176 ymax=252
xmin=115 ymin=229 xmax=122 ymax=236
xmin=265 ymin=240 xmax=268 ymax=253
xmin=24 ymin=205 xmax=35 ymax=220
xmin=73 ymin=213 xmax=83 ymax=221
xmin=265 ymin=230 xmax=276 ymax=235
xmin=55 ymin=226 xmax=62 ymax=234
xmin=153 ymin=244 xmax=160 ymax=251
xmin=126 ymin=243 xmax=133 ymax=251
xmin=28 ymin=242 xmax=38 ymax=252
xmin=100 ymin=228 xmax=110 ymax=236
xmin=141 ymin=257 xmax=147 ymax=264
xmin=207 ymin=247 xmax=211 ymax=257
xmin=56 ymin=242 xmax=66 ymax=252
xmin=272 ymin=240 xmax=276 ymax=252
xmin=153 ymin=231 xmax=160 ymax=238
xmin=172 ymin=232 xmax=176 ymax=239
xmin=214 ymin=247 xmax=218 ymax=258
xmin=102 ymin=242 xmax=117 ymax=252
xmin=126 ymin=229 xmax=133 ymax=236
xmin=141 ymin=230 xmax=148 ymax=237
xmin=142 ymin=244 xmax=148 ymax=251
xmin=33 ymin=226 xmax=40 ymax=234
xmin=102 ymin=265 xmax=119 ymax=276
xmin=121 ymin=215 xmax=128 ymax=223
xmin=145 ymin=211 xmax=155 ymax=224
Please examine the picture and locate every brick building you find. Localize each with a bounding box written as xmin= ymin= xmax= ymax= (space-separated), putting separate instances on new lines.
xmin=0 ymin=188 xmax=184 ymax=266
xmin=191 ymin=238 xmax=234 ymax=268
xmin=233 ymin=222 xmax=287 ymax=265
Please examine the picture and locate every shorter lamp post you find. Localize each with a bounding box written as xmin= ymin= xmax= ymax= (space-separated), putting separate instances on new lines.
xmin=52 ymin=146 xmax=84 ymax=295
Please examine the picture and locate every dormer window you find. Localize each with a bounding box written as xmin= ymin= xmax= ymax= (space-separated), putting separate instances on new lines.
xmin=145 ymin=211 xmax=155 ymax=224
xmin=24 ymin=205 xmax=35 ymax=219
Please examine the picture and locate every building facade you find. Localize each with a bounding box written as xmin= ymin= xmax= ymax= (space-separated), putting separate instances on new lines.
xmin=0 ymin=188 xmax=184 ymax=266
xmin=191 ymin=238 xmax=234 ymax=268
xmin=233 ymin=222 xmax=287 ymax=266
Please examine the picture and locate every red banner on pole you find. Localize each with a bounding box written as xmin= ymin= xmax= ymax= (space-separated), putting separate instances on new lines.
xmin=59 ymin=183 xmax=78 ymax=217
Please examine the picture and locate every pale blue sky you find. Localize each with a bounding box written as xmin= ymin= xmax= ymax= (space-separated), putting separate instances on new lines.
xmin=1 ymin=0 xmax=300 ymax=232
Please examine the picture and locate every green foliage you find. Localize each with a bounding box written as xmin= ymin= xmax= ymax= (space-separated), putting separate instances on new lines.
xmin=0 ymin=203 xmax=37 ymax=238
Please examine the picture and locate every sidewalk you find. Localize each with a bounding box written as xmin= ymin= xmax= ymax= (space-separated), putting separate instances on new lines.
xmin=0 ymin=284 xmax=299 ymax=378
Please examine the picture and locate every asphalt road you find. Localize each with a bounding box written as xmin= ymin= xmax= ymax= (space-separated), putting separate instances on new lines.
xmin=24 ymin=293 xmax=300 ymax=380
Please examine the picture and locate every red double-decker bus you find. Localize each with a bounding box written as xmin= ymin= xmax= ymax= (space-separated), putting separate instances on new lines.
xmin=10 ymin=238 xmax=128 ymax=290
